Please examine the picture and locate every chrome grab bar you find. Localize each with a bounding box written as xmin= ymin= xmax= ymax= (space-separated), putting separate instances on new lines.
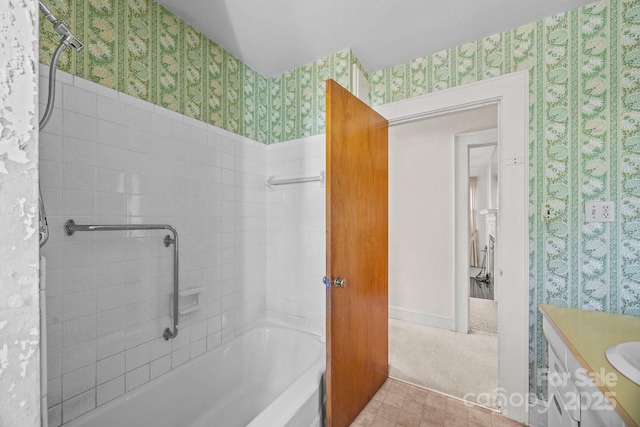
xmin=64 ymin=219 xmax=179 ymax=340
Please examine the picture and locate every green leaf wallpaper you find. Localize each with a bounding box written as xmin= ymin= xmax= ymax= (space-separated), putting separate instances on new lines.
xmin=40 ymin=0 xmax=640 ymax=399
xmin=39 ymin=0 xmax=355 ymax=144
xmin=267 ymin=50 xmax=352 ymax=143
xmin=370 ymin=0 xmax=639 ymax=398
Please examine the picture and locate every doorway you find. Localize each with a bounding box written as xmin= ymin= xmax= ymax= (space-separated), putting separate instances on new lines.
xmin=468 ymin=142 xmax=499 ymax=340
xmin=386 ymin=107 xmax=500 ymax=409
xmin=457 ymin=129 xmax=499 ymax=340
xmin=468 ymin=142 xmax=498 ymax=302
xmin=376 ymin=70 xmax=530 ymax=423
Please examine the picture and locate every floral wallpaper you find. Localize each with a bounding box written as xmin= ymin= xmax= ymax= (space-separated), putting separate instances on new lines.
xmin=39 ymin=0 xmax=270 ymax=140
xmin=369 ymin=0 xmax=640 ymax=397
xmin=39 ymin=0 xmax=640 ymax=400
xmin=267 ymin=50 xmax=352 ymax=142
xmin=39 ymin=0 xmax=354 ymax=144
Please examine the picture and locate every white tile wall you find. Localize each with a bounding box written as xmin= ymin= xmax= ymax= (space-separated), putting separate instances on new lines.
xmin=40 ymin=66 xmax=267 ymax=425
xmin=40 ymin=66 xmax=325 ymax=426
xmin=265 ymin=136 xmax=327 ymax=337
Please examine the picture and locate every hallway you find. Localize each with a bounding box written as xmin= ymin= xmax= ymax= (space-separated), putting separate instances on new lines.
xmin=388 ymin=313 xmax=498 ymax=409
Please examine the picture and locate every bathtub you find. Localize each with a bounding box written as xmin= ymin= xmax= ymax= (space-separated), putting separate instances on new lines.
xmin=63 ymin=324 xmax=326 ymax=427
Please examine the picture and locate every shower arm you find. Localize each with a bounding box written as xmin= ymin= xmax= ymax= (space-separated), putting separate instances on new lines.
xmin=39 ymin=1 xmax=83 ymax=51
xmin=38 ymin=1 xmax=56 ymax=22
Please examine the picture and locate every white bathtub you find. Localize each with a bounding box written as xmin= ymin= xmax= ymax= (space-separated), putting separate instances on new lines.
xmin=64 ymin=324 xmax=326 ymax=427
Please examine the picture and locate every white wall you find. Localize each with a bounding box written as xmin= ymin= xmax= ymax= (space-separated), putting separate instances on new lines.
xmin=471 ymin=165 xmax=489 ymax=256
xmin=388 ymin=106 xmax=496 ymax=328
xmin=490 ymin=148 xmax=498 ymax=209
xmin=39 ymin=67 xmax=266 ymax=425
xmin=265 ymin=136 xmax=326 ymax=337
xmin=0 ymin=1 xmax=41 ymax=425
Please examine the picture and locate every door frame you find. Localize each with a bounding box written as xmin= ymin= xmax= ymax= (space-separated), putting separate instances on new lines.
xmin=455 ymin=128 xmax=498 ymax=334
xmin=375 ymin=70 xmax=529 ymax=423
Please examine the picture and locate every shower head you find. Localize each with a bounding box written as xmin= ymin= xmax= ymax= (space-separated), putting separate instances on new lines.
xmin=39 ymin=1 xmax=83 ymax=52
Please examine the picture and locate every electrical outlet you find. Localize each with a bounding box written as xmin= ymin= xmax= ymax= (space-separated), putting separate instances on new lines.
xmin=585 ymin=201 xmax=615 ymax=222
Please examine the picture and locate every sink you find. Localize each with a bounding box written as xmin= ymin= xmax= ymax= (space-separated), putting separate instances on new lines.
xmin=606 ymin=341 xmax=640 ymax=386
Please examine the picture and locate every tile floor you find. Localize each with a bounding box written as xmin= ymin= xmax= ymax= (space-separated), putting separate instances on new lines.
xmin=351 ymin=378 xmax=525 ymax=427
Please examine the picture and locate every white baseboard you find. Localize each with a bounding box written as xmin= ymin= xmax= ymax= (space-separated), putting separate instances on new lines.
xmin=388 ymin=306 xmax=455 ymax=331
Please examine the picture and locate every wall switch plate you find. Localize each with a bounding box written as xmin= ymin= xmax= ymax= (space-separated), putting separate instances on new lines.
xmin=585 ymin=201 xmax=615 ymax=222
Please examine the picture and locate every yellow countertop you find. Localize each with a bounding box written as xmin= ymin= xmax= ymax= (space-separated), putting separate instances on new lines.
xmin=540 ymin=305 xmax=640 ymax=427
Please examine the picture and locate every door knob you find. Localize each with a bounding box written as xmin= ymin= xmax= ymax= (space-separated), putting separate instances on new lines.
xmin=333 ymin=277 xmax=347 ymax=288
xmin=323 ymin=276 xmax=347 ymax=288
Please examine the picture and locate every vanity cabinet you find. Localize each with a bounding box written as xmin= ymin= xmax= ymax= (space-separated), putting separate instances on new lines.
xmin=547 ymin=343 xmax=579 ymax=427
xmin=541 ymin=306 xmax=634 ymax=427
xmin=545 ymin=324 xmax=624 ymax=426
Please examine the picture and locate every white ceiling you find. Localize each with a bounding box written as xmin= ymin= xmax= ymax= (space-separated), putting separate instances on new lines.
xmin=390 ymin=105 xmax=497 ymax=171
xmin=156 ymin=0 xmax=594 ymax=77
xmin=469 ymin=145 xmax=497 ymax=171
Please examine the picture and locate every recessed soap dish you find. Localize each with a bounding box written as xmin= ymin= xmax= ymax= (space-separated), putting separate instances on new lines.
xmin=171 ymin=287 xmax=203 ymax=317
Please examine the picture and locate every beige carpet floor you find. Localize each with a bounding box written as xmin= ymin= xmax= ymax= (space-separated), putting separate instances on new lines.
xmin=469 ymin=297 xmax=497 ymax=334
xmin=389 ymin=309 xmax=499 ymax=409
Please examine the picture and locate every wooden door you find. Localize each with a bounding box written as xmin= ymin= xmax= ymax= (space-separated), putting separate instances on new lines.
xmin=325 ymin=79 xmax=389 ymax=427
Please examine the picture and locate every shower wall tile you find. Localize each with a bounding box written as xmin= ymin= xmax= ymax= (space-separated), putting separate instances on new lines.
xmin=63 ymin=111 xmax=97 ymax=141
xmin=63 ymin=85 xmax=97 ymax=116
xmin=96 ymin=376 xmax=125 ymax=406
xmin=170 ymin=345 xmax=190 ymax=369
xmin=40 ymin=133 xmax=64 ymax=161
xmin=265 ymin=135 xmax=326 ymax=337
xmin=191 ymin=338 xmax=206 ymax=358
xmin=62 ymin=364 xmax=96 ymax=400
xmin=62 ymin=389 xmax=95 ymax=424
xmin=97 ymin=352 xmax=124 ymax=384
xmin=49 ymin=377 xmax=62 ymax=407
xmin=125 ymin=365 xmax=149 ymax=391
xmin=48 ymin=346 xmax=62 ymax=379
xmin=61 ymin=340 xmax=96 ymax=373
xmin=125 ymin=343 xmax=150 ymax=370
xmin=40 ymin=67 xmax=267 ymax=426
xmin=48 ymin=405 xmax=62 ymax=427
xmin=62 ymin=291 xmax=96 ymax=320
xmin=149 ymin=354 xmax=171 ymax=379
xmin=62 ymin=163 xmax=96 ymax=191
xmin=41 ymin=160 xmax=63 ymax=188
xmin=64 ymin=137 xmax=97 ymax=166
xmin=97 ymin=95 xmax=127 ymax=123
